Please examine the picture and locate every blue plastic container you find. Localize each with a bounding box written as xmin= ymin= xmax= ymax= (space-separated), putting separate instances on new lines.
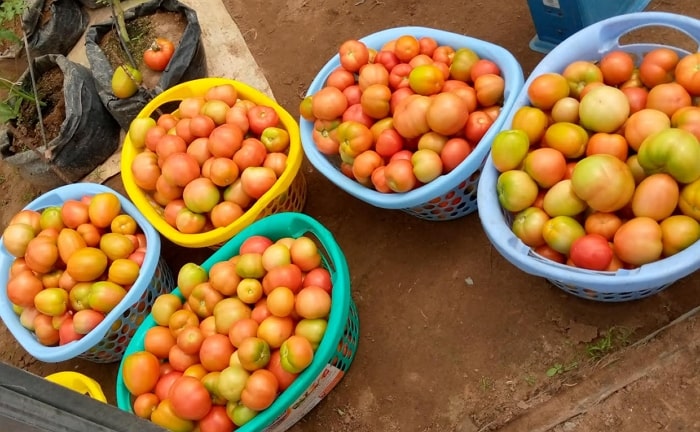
xmin=527 ymin=0 xmax=652 ymax=53
xmin=0 ymin=183 xmax=174 ymax=362
xmin=477 ymin=12 xmax=700 ymax=302
xmin=300 ymin=26 xmax=524 ymax=221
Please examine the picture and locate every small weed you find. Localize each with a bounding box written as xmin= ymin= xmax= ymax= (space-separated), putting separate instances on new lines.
xmin=546 ymin=361 xmax=578 ymax=377
xmin=21 ymin=191 xmax=36 ymax=203
xmin=479 ymin=376 xmax=494 ymax=391
xmin=586 ymin=326 xmax=633 ymax=361
xmin=0 ymin=174 xmax=6 ymax=185
xmin=523 ymin=374 xmax=536 ymax=386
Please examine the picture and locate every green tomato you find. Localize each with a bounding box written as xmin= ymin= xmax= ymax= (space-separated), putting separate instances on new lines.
xmin=637 ymin=128 xmax=700 ymax=184
xmin=111 ymin=64 xmax=142 ymax=99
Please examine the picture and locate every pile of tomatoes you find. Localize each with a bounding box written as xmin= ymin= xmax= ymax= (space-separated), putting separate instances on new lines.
xmin=493 ymin=47 xmax=700 ymax=271
xmin=2 ymin=193 xmax=150 ymax=347
xmin=127 ymin=83 xmax=292 ymax=235
xmin=121 ymin=233 xmax=333 ymax=430
xmin=301 ymin=34 xmax=506 ymax=193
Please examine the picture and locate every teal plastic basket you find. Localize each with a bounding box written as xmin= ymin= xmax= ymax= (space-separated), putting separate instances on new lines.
xmin=0 ymin=183 xmax=174 ymax=363
xmin=116 ymin=212 xmax=359 ymax=431
xmin=477 ymin=12 xmax=700 ymax=302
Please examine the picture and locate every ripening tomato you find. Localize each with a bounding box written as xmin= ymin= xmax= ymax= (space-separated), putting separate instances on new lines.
xmin=527 ymin=73 xmax=569 ymax=110
xmin=312 ymin=86 xmax=348 ymax=121
xmin=144 ymin=326 xmax=177 ymax=359
xmin=122 ymin=351 xmax=161 ymax=396
xmin=599 ymin=50 xmax=635 ymax=86
xmin=613 ymin=217 xmax=663 ymax=266
xmin=338 ymin=39 xmax=370 ymax=72
xmin=199 ymin=333 xmax=235 ymax=372
xmin=639 ymin=47 xmax=679 ymax=88
xmin=241 ymin=369 xmax=279 ymax=411
xmin=326 ymin=67 xmax=356 ymax=90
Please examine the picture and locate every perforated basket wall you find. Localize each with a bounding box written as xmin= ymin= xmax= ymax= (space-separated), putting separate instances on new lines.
xmin=78 ymin=258 xmax=174 ymax=363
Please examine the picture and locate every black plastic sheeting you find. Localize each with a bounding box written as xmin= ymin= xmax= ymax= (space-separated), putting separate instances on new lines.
xmin=85 ymin=0 xmax=207 ymax=131
xmin=23 ymin=0 xmax=89 ymax=58
xmin=0 ymin=54 xmax=121 ymax=190
xmin=75 ymin=0 xmax=104 ymax=9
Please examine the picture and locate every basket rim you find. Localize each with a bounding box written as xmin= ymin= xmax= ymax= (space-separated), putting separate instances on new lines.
xmin=115 ymin=212 xmax=354 ymax=430
xmin=120 ymin=77 xmax=304 ymax=248
xmin=477 ymin=11 xmax=700 ymax=294
xmin=299 ymin=25 xmax=525 ymax=210
xmin=0 ymin=183 xmax=163 ymax=362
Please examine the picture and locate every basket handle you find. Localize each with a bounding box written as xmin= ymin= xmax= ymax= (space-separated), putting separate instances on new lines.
xmin=550 ymin=12 xmax=700 ymax=62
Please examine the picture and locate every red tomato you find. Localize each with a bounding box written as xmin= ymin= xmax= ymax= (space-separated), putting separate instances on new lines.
xmin=199 ymin=333 xmax=235 ymax=372
xmin=266 ymin=349 xmax=298 ymax=391
xmin=154 ymin=370 xmax=183 ymax=401
xmin=325 ymin=67 xmax=356 ymax=90
xmin=342 ymin=103 xmax=374 ymax=128
xmin=569 ymin=233 xmax=614 ymax=270
xmin=470 ymin=59 xmax=501 ymax=82
xmin=198 ymin=405 xmax=234 ymax=432
xmin=388 ymin=63 xmax=413 ymax=90
xmin=440 ymin=138 xmax=472 ymax=173
xmin=143 ymin=38 xmax=175 ymax=72
xmin=169 ymin=376 xmax=212 ymax=421
xmin=262 ymin=262 xmax=303 ymax=294
xmin=247 ymin=105 xmax=280 ymax=135
xmin=464 ymin=110 xmax=494 ymax=144
xmin=599 ymin=50 xmax=635 ymax=86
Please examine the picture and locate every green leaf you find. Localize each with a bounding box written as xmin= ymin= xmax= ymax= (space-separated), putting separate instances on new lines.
xmin=0 ymin=104 xmax=17 ymax=123
xmin=546 ymin=366 xmax=560 ymax=377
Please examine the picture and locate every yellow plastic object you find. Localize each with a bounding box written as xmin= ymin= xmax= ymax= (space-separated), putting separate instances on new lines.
xmin=44 ymin=371 xmax=107 ymax=402
xmin=120 ymin=78 xmax=305 ymax=248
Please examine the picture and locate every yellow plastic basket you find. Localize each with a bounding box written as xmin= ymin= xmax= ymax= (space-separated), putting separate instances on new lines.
xmin=45 ymin=372 xmax=107 ymax=402
xmin=120 ymin=78 xmax=306 ymax=248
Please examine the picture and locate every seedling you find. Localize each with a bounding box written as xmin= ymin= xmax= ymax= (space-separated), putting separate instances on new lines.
xmin=0 ymin=77 xmax=45 ymax=123
xmin=0 ymin=0 xmax=24 ymax=46
xmin=546 ymin=361 xmax=578 ymax=377
xmin=586 ymin=326 xmax=633 ymax=361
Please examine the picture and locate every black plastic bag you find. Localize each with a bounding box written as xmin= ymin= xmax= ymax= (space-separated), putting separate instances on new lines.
xmin=0 ymin=54 xmax=121 ymax=190
xmin=23 ymin=0 xmax=89 ymax=58
xmin=85 ymin=0 xmax=207 ymax=131
xmin=75 ymin=0 xmax=104 ymax=9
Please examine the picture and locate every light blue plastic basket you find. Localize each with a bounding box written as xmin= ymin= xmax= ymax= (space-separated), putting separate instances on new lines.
xmin=477 ymin=12 xmax=700 ymax=302
xmin=0 ymin=183 xmax=173 ymax=362
xmin=300 ymin=26 xmax=524 ymax=221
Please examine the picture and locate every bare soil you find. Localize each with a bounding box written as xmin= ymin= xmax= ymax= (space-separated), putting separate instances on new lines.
xmin=1 ymin=1 xmax=700 ymax=432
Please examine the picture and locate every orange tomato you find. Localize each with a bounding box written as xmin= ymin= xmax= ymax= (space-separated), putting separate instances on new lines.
xmin=599 ymin=50 xmax=635 ymax=86
xmin=295 ymin=285 xmax=331 ymax=319
xmin=585 ymin=132 xmax=629 ymax=161
xmin=199 ymin=333 xmax=235 ymax=372
xmin=257 ymin=315 xmax=294 ymax=349
xmin=144 ymin=326 xmax=176 ymax=359
xmin=527 ymin=73 xmax=569 ymax=110
xmin=122 ymin=351 xmax=161 ymax=396
xmin=393 ymin=35 xmax=420 ymax=62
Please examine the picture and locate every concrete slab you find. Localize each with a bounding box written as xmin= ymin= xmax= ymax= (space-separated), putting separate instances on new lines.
xmin=67 ymin=0 xmax=272 ymax=183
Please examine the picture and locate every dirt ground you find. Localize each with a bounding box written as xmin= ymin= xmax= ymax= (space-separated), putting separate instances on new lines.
xmin=2 ymin=0 xmax=700 ymax=431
